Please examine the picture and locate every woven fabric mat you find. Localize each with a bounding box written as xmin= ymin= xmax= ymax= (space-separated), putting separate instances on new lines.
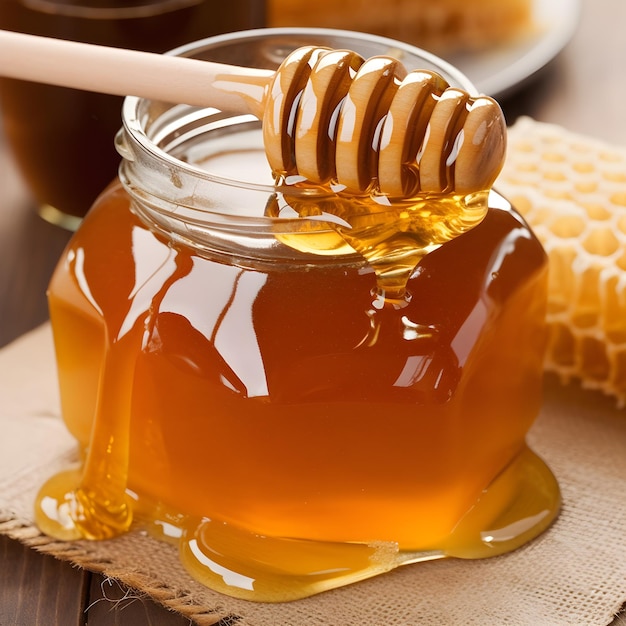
xmin=1 ymin=323 xmax=625 ymax=625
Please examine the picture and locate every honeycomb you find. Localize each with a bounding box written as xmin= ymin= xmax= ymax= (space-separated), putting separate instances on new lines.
xmin=496 ymin=116 xmax=626 ymax=406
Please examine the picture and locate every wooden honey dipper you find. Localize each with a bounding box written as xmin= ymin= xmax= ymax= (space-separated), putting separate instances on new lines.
xmin=0 ymin=29 xmax=506 ymax=198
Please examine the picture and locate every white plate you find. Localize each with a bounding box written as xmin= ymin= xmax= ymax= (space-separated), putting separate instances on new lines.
xmin=445 ymin=0 xmax=582 ymax=98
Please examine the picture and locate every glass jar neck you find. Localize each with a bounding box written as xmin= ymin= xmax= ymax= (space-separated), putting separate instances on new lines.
xmin=115 ymin=28 xmax=477 ymax=267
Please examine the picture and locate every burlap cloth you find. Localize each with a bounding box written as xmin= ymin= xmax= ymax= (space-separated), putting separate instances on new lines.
xmin=0 ymin=326 xmax=624 ymax=625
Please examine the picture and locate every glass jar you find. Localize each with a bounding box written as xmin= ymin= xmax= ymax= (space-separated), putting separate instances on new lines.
xmin=38 ymin=28 xmax=560 ymax=602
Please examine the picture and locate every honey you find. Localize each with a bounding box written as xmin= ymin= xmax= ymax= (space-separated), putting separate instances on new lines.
xmin=36 ymin=30 xmax=560 ymax=602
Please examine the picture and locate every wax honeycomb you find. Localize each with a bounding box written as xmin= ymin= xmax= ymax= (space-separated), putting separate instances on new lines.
xmin=496 ymin=116 xmax=626 ymax=405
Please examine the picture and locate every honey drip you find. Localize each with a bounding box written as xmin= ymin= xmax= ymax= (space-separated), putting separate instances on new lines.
xmin=268 ymin=187 xmax=490 ymax=302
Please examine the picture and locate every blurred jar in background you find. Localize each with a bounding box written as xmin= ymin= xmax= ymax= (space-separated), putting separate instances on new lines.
xmin=267 ymin=0 xmax=532 ymax=56
xmin=0 ymin=0 xmax=265 ymax=229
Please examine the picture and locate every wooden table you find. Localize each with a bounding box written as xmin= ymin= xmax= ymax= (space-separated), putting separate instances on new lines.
xmin=1 ymin=1 xmax=625 ymax=623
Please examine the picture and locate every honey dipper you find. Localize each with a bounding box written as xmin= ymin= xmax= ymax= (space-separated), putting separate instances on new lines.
xmin=0 ymin=29 xmax=506 ymax=197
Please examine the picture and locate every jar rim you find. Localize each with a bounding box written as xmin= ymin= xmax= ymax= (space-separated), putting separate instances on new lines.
xmin=119 ymin=27 xmax=477 ymax=203
xmin=116 ymin=28 xmax=479 ymax=262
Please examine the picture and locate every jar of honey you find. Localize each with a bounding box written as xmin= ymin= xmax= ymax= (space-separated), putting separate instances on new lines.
xmin=38 ymin=29 xmax=560 ymax=602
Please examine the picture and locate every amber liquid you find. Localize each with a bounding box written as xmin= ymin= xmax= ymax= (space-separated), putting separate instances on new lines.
xmin=0 ymin=0 xmax=264 ymax=222
xmin=40 ymin=175 xmax=560 ymax=600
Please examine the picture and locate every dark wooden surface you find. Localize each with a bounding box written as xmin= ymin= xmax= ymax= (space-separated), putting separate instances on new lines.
xmin=0 ymin=535 xmax=192 ymax=625
xmin=2 ymin=1 xmax=626 ymax=623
